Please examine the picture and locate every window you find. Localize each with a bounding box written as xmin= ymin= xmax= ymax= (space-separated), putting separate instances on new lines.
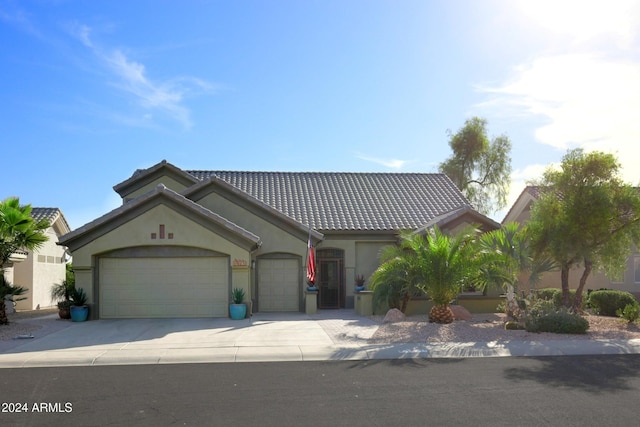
xmin=37 ymin=255 xmax=46 ymax=263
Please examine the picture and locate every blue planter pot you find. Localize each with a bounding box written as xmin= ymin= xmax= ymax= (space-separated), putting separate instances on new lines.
xmin=70 ymin=306 xmax=89 ymax=322
xmin=229 ymin=304 xmax=247 ymax=320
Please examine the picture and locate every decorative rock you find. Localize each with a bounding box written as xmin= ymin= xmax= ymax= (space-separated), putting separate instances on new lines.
xmin=450 ymin=305 xmax=472 ymax=321
xmin=382 ymin=308 xmax=406 ymax=323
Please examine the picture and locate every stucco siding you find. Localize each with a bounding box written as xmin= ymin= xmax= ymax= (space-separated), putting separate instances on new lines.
xmin=14 ymin=227 xmax=66 ymax=310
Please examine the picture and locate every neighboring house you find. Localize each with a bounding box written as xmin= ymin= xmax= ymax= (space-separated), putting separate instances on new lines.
xmin=59 ymin=160 xmax=500 ymax=319
xmin=11 ymin=208 xmax=72 ymax=310
xmin=503 ymin=186 xmax=640 ymax=298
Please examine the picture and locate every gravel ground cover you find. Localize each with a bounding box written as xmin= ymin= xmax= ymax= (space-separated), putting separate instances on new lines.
xmin=369 ymin=313 xmax=640 ymax=343
xmin=0 ymin=308 xmax=57 ymax=341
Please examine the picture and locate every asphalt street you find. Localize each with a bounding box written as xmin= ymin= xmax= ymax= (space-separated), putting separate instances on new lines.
xmin=2 ymin=355 xmax=640 ymax=426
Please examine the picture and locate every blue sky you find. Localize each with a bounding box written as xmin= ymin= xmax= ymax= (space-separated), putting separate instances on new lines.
xmin=2 ymin=0 xmax=639 ymax=230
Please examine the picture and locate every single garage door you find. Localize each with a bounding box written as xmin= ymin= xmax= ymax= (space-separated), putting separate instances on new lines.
xmin=99 ymin=257 xmax=228 ymax=318
xmin=258 ymin=258 xmax=299 ymax=312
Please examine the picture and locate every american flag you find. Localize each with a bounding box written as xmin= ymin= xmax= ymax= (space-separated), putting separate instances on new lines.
xmin=306 ymin=235 xmax=316 ymax=285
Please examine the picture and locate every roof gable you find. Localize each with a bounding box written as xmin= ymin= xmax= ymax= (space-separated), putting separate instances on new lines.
xmin=32 ymin=207 xmax=71 ymax=236
xmin=182 ymin=176 xmax=324 ymax=241
xmin=60 ymin=184 xmax=261 ymax=251
xmin=415 ymin=205 xmax=501 ymax=234
xmin=185 ymin=170 xmax=471 ymax=231
xmin=113 ymin=160 xmax=199 ymax=199
xmin=501 ymin=186 xmax=539 ymax=224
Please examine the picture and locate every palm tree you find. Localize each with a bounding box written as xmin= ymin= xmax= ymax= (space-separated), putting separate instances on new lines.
xmin=476 ymin=222 xmax=557 ymax=319
xmin=369 ymin=226 xmax=480 ymax=323
xmin=0 ymin=275 xmax=27 ymax=324
xmin=415 ymin=227 xmax=480 ymax=323
xmin=0 ymin=197 xmax=50 ymax=324
xmin=368 ymin=241 xmax=423 ymax=313
xmin=0 ymin=197 xmax=50 ymax=266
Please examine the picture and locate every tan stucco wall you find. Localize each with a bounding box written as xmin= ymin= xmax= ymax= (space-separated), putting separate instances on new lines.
xmin=14 ymin=226 xmax=66 ymax=310
xmin=196 ymin=192 xmax=304 ymax=255
xmin=71 ymin=204 xmax=252 ymax=305
xmin=356 ymin=241 xmax=392 ymax=289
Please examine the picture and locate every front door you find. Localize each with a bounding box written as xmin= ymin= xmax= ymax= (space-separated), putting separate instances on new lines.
xmin=317 ymin=250 xmax=344 ymax=308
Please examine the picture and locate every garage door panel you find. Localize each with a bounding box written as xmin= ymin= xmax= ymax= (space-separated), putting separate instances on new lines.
xmin=100 ymin=257 xmax=228 ymax=318
xmin=258 ymin=258 xmax=299 ymax=312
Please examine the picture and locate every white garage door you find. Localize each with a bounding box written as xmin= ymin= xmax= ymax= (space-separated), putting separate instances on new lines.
xmin=99 ymin=257 xmax=228 ymax=318
xmin=258 ymin=258 xmax=299 ymax=312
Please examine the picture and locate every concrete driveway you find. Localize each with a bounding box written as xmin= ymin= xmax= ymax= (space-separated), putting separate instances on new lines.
xmin=0 ymin=311 xmax=383 ymax=367
xmin=2 ymin=311 xmax=640 ymax=368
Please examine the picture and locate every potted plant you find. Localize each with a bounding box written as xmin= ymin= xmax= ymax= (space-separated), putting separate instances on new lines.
xmin=355 ymin=274 xmax=366 ymax=292
xmin=229 ymin=288 xmax=247 ymax=320
xmin=51 ymin=280 xmax=75 ymax=319
xmin=57 ymin=300 xmax=72 ymax=319
xmin=70 ymin=287 xmax=89 ymax=322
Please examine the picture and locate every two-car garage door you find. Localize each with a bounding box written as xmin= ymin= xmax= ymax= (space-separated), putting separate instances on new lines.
xmin=99 ymin=257 xmax=228 ymax=318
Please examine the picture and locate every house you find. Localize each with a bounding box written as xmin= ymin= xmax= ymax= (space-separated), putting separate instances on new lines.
xmin=10 ymin=208 xmax=72 ymax=310
xmin=503 ymin=186 xmax=640 ymax=298
xmin=59 ymin=160 xmax=500 ymax=319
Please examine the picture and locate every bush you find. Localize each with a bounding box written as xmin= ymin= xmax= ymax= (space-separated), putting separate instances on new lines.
xmin=617 ymin=303 xmax=640 ymax=323
xmin=588 ymin=290 xmax=639 ymax=317
xmin=536 ymin=288 xmax=560 ymax=302
xmin=525 ymin=308 xmax=589 ymax=334
xmin=523 ymin=298 xmax=589 ymax=334
xmin=535 ymin=288 xmax=577 ymax=308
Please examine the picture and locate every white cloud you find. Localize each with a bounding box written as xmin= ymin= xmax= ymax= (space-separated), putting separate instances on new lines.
xmin=69 ymin=23 xmax=214 ymax=129
xmin=355 ymin=153 xmax=407 ymax=170
xmin=516 ymin=0 xmax=639 ymax=48
xmin=479 ymin=53 xmax=640 ymax=185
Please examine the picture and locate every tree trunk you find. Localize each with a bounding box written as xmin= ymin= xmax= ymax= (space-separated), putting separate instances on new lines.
xmin=400 ymin=291 xmax=411 ymax=313
xmin=573 ymin=259 xmax=593 ymax=311
xmin=560 ymin=265 xmax=571 ymax=308
xmin=0 ymin=300 xmax=7 ymax=325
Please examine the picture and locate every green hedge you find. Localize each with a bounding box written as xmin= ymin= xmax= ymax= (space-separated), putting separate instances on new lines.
xmin=588 ymin=290 xmax=639 ymax=317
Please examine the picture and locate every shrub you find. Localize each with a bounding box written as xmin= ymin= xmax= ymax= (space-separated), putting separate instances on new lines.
xmin=617 ymin=303 xmax=640 ymax=323
xmin=588 ymin=290 xmax=639 ymax=317
xmin=536 ymin=288 xmax=560 ymax=303
xmin=525 ymin=308 xmax=589 ymax=334
xmin=523 ymin=297 xmax=589 ymax=334
xmin=535 ymin=288 xmax=577 ymax=308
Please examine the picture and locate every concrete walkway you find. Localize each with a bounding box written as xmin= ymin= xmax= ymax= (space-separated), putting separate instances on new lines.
xmin=1 ymin=310 xmax=640 ymax=368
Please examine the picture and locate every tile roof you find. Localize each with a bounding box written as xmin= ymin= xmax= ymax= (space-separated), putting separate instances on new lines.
xmin=31 ymin=207 xmax=70 ymax=230
xmin=185 ymin=171 xmax=471 ymax=231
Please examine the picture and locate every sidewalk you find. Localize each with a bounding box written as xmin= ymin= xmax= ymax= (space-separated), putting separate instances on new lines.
xmin=1 ymin=310 xmax=639 ymax=368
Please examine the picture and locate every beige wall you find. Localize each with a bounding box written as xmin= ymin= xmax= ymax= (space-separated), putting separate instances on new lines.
xmin=14 ymin=226 xmax=66 ymax=310
xmin=196 ymin=192 xmax=305 ymax=255
xmin=71 ymin=204 xmax=252 ymax=306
